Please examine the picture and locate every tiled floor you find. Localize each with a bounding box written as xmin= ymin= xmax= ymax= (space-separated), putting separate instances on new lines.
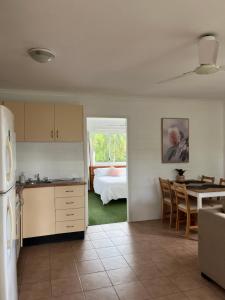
xmin=17 ymin=221 xmax=225 ymax=299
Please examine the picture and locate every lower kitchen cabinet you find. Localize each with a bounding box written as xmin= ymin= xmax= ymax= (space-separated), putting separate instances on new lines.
xmin=22 ymin=184 xmax=85 ymax=240
xmin=22 ymin=187 xmax=55 ymax=238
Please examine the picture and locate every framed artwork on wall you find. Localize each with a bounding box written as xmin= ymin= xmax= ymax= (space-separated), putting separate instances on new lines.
xmin=161 ymin=118 xmax=189 ymax=163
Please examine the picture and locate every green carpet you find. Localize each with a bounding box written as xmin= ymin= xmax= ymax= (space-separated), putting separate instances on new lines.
xmin=88 ymin=192 xmax=127 ymax=225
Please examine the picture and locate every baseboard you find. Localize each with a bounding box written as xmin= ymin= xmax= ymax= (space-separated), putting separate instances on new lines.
xmin=23 ymin=231 xmax=85 ymax=246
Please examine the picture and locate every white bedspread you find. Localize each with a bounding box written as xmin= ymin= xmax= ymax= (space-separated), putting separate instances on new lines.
xmin=93 ymin=175 xmax=127 ymax=205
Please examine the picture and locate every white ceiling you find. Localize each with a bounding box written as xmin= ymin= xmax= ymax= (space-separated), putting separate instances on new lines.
xmin=1 ymin=0 xmax=225 ymax=99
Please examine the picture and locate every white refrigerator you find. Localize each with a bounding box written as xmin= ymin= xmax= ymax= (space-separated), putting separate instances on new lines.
xmin=0 ymin=105 xmax=18 ymax=300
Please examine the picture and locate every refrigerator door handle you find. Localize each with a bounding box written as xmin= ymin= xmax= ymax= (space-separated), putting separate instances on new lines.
xmin=6 ymin=138 xmax=13 ymax=183
xmin=7 ymin=200 xmax=13 ymax=255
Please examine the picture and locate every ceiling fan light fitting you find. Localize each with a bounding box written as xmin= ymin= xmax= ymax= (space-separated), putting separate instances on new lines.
xmin=195 ymin=64 xmax=219 ymax=75
xmin=28 ymin=48 xmax=55 ymax=63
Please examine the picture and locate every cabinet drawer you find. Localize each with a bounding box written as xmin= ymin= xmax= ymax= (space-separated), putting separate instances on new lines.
xmin=56 ymin=220 xmax=85 ymax=234
xmin=55 ymin=185 xmax=84 ymax=198
xmin=56 ymin=208 xmax=84 ymax=221
xmin=55 ymin=196 xmax=84 ymax=209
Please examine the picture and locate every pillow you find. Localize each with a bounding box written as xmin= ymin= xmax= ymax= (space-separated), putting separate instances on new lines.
xmin=94 ymin=168 xmax=111 ymax=177
xmin=107 ymin=167 xmax=123 ymax=177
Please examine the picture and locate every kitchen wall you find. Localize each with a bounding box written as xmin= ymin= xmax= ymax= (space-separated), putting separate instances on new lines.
xmin=16 ymin=142 xmax=84 ymax=180
xmin=1 ymin=89 xmax=224 ymax=222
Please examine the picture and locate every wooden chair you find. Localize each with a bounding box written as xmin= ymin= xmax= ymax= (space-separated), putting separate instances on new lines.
xmin=159 ymin=178 xmax=176 ymax=227
xmin=219 ymin=178 xmax=225 ymax=185
xmin=201 ymin=175 xmax=215 ymax=183
xmin=173 ymin=182 xmax=198 ymax=238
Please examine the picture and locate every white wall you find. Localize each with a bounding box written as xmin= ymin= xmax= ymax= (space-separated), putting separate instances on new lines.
xmin=16 ymin=142 xmax=84 ymax=180
xmin=1 ymin=89 xmax=224 ymax=221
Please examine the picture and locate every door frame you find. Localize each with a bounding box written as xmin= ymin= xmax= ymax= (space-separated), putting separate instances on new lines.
xmin=84 ymin=116 xmax=130 ymax=227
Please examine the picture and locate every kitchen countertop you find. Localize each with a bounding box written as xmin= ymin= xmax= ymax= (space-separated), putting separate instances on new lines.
xmin=16 ymin=180 xmax=86 ymax=192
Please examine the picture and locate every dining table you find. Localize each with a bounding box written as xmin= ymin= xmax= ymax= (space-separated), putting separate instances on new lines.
xmin=183 ymin=180 xmax=225 ymax=209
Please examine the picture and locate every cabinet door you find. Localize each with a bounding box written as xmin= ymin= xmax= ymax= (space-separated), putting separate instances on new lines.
xmin=3 ymin=101 xmax=25 ymax=141
xmin=54 ymin=104 xmax=83 ymax=142
xmin=25 ymin=103 xmax=54 ymax=142
xmin=22 ymin=187 xmax=55 ymax=238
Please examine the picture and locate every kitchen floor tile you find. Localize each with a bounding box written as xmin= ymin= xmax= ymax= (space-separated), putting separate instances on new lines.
xmin=51 ymin=276 xmax=82 ymax=297
xmin=96 ymin=247 xmax=121 ymax=259
xmin=114 ymin=281 xmax=150 ymax=300
xmin=107 ymin=266 xmax=137 ymax=285
xmin=85 ymin=287 xmax=119 ymax=300
xmin=80 ymin=271 xmax=112 ymax=291
xmin=101 ymin=256 xmax=129 ymax=270
xmin=76 ymin=259 xmax=104 ymax=274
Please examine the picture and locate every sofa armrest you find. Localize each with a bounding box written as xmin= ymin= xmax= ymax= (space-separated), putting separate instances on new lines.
xmin=198 ymin=208 xmax=225 ymax=289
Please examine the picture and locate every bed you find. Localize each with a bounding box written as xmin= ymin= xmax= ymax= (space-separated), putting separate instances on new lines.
xmin=89 ymin=166 xmax=127 ymax=205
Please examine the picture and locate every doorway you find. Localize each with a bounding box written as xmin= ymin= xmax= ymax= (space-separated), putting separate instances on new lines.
xmin=86 ymin=118 xmax=128 ymax=226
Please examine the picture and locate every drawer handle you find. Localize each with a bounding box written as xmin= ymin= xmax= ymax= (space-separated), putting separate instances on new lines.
xmin=66 ymin=201 xmax=74 ymax=204
xmin=65 ymin=190 xmax=74 ymax=193
xmin=66 ymin=213 xmax=74 ymax=216
xmin=66 ymin=225 xmax=74 ymax=228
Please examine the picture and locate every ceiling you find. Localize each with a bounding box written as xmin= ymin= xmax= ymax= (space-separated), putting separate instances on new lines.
xmin=1 ymin=0 xmax=225 ymax=99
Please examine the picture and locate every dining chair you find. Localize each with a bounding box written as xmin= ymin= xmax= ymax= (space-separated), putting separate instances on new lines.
xmin=173 ymin=182 xmax=198 ymax=238
xmin=201 ymin=175 xmax=215 ymax=183
xmin=219 ymin=178 xmax=225 ymax=185
xmin=159 ymin=178 xmax=176 ymax=227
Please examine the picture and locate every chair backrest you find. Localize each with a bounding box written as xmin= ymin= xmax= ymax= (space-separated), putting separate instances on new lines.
xmin=173 ymin=182 xmax=189 ymax=210
xmin=219 ymin=178 xmax=225 ymax=186
xmin=159 ymin=178 xmax=173 ymax=204
xmin=201 ymin=175 xmax=215 ymax=184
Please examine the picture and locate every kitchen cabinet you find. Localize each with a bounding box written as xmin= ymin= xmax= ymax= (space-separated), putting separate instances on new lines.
xmin=25 ymin=103 xmax=55 ymax=142
xmin=24 ymin=103 xmax=83 ymax=142
xmin=22 ymin=187 xmax=55 ymax=238
xmin=54 ymin=185 xmax=85 ymax=234
xmin=54 ymin=104 xmax=83 ymax=142
xmin=2 ymin=101 xmax=25 ymax=141
xmin=22 ymin=184 xmax=85 ymax=240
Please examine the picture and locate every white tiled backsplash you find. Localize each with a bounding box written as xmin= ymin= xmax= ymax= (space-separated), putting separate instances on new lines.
xmin=16 ymin=142 xmax=84 ymax=181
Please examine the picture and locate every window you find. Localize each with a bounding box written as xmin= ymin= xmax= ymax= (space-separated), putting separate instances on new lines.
xmin=90 ymin=132 xmax=126 ymax=163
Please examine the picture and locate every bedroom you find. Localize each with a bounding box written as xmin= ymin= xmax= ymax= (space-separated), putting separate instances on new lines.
xmin=87 ymin=118 xmax=128 ymax=225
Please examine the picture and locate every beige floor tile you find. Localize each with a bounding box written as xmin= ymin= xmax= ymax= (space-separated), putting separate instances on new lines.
xmin=88 ymin=232 xmax=108 ymax=240
xmin=75 ymin=249 xmax=98 ymax=261
xmin=86 ymin=225 xmax=103 ymax=233
xmin=101 ymin=256 xmax=129 ymax=270
xmin=110 ymin=237 xmax=133 ymax=246
xmin=114 ymin=281 xmax=150 ymax=300
xmin=141 ymin=277 xmax=180 ymax=298
xmin=170 ymin=272 xmax=207 ymax=291
xmin=85 ymin=287 xmax=119 ymax=300
xmin=19 ymin=281 xmax=51 ymax=300
xmin=155 ymin=292 xmax=189 ymax=299
xmin=80 ymin=271 xmax=112 ymax=291
xmin=107 ymin=267 xmax=137 ymax=285
xmin=51 ymin=276 xmax=82 ymax=297
xmin=52 ymin=292 xmax=85 ymax=300
xmin=123 ymin=253 xmax=154 ymax=266
xmin=22 ymin=265 xmax=50 ymax=284
xmin=96 ymin=247 xmax=121 ymax=259
xmin=184 ymin=286 xmax=225 ymax=300
xmin=101 ymin=223 xmax=123 ymax=232
xmin=131 ymin=262 xmax=163 ymax=280
xmin=91 ymin=238 xmax=114 ymax=249
xmin=76 ymin=259 xmax=104 ymax=274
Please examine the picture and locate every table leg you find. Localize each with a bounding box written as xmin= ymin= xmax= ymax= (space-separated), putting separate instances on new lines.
xmin=197 ymin=195 xmax=202 ymax=210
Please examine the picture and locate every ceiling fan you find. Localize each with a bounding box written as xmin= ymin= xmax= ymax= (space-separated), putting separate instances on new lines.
xmin=158 ymin=34 xmax=225 ymax=84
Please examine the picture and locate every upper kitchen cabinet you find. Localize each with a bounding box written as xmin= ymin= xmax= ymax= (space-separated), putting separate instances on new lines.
xmin=25 ymin=103 xmax=54 ymax=142
xmin=54 ymin=104 xmax=83 ymax=142
xmin=2 ymin=101 xmax=25 ymax=141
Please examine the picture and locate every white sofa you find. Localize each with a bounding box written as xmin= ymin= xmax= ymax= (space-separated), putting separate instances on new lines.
xmin=198 ymin=206 xmax=225 ymax=289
